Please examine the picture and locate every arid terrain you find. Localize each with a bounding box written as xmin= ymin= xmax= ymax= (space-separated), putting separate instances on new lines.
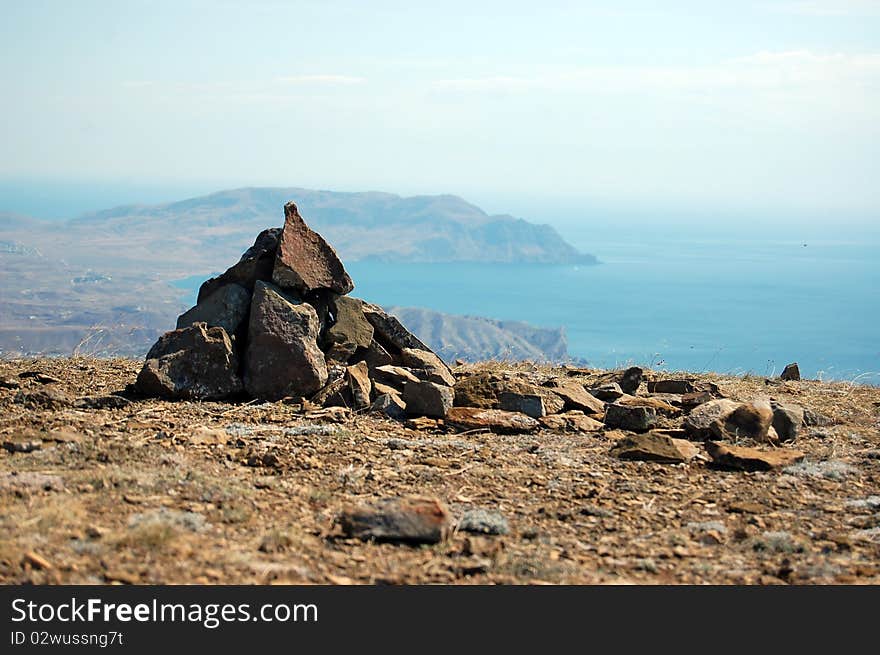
xmin=1 ymin=357 xmax=878 ymax=585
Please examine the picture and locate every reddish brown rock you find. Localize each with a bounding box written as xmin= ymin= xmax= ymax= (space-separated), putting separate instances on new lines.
xmin=539 ymin=411 xmax=604 ymax=433
xmin=244 ymin=281 xmax=327 ymax=400
xmin=403 ymin=380 xmax=454 ymax=418
xmin=371 ymin=365 xmax=420 ymax=392
xmin=610 ymin=432 xmax=699 ymax=463
xmin=713 ymin=401 xmax=773 ymax=441
xmin=647 ymin=379 xmax=695 ymax=394
xmin=446 ymin=407 xmax=539 ymax=434
xmin=705 ymin=441 xmax=805 ymax=471
xmin=272 ymin=202 xmax=354 ymax=295
xmin=337 ymin=497 xmax=451 ymax=544
xmin=543 ymin=379 xmax=604 ymax=414
xmin=136 ymin=323 xmax=243 ymax=400
xmin=400 ymin=348 xmax=455 ymax=386
xmin=346 ymin=361 xmax=372 ymax=409
xmin=618 ymin=395 xmax=681 ymax=417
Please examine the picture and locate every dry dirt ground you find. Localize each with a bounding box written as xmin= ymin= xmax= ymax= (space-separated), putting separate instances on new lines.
xmin=1 ymin=357 xmax=878 ymax=585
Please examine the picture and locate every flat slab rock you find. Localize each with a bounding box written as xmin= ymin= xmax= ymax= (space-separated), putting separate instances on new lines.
xmin=705 ymin=441 xmax=805 ymax=471
xmin=610 ymin=432 xmax=700 ymax=463
xmin=336 ymin=497 xmax=451 ymax=544
xmin=445 ymin=406 xmax=539 ymax=434
xmin=272 ymin=202 xmax=353 ymax=295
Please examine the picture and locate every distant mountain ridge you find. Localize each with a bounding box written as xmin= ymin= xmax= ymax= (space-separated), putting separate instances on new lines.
xmin=69 ymin=187 xmax=596 ymax=265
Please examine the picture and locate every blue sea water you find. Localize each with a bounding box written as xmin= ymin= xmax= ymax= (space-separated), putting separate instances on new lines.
xmin=174 ymin=233 xmax=880 ymax=384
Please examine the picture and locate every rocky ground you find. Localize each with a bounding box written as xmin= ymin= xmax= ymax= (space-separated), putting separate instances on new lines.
xmin=1 ymin=357 xmax=878 ymax=585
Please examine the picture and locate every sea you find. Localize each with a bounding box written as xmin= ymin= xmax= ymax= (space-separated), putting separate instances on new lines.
xmin=3 ymin=180 xmax=877 ymax=383
xmin=176 ymin=230 xmax=880 ymax=384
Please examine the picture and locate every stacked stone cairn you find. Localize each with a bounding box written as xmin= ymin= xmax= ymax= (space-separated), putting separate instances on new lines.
xmin=135 ymin=201 xmax=455 ymax=418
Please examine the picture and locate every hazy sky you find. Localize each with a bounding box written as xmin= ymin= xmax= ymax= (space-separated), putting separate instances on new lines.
xmin=2 ymin=0 xmax=879 ymax=220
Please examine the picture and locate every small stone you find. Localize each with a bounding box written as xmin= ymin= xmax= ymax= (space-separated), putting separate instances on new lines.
xmin=771 ymin=401 xmax=805 ymax=442
xmin=609 ymin=432 xmax=699 ymax=463
xmin=683 ymin=399 xmax=740 ymax=440
xmin=803 ymin=408 xmax=833 ymax=427
xmin=0 ymin=472 xmax=64 ymax=492
xmin=457 ymin=509 xmax=509 ymax=535
xmin=346 ymin=361 xmax=372 ymax=409
xmin=370 ymin=393 xmax=407 ymax=421
xmin=403 ymin=380 xmax=454 ymax=418
xmin=405 ymin=417 xmax=439 ymax=431
xmin=14 ymin=388 xmax=73 ymax=409
xmin=647 ymin=379 xmax=695 ymax=394
xmin=618 ymin=396 xmax=680 ymax=417
xmin=73 ymin=395 xmax=131 ymax=410
xmin=18 ymin=371 xmax=61 ymax=384
xmin=272 ymin=201 xmax=353 ymax=295
xmin=337 ymin=497 xmax=451 ymax=544
xmin=176 ymin=283 xmax=250 ymax=336
xmin=543 ymin=379 xmax=604 ymax=414
xmin=681 ymin=391 xmax=713 ymax=410
xmin=22 ymin=551 xmax=53 ymax=570
xmin=2 ymin=438 xmax=42 ymax=453
xmin=370 ymin=365 xmax=420 ymax=391
xmin=587 ymin=382 xmax=625 ymax=401
xmin=780 ymin=363 xmax=801 ymax=381
xmin=539 ymin=411 xmax=604 ymax=433
xmin=604 ymin=403 xmax=657 ymax=432
xmin=705 ymin=441 xmax=805 ymax=471
xmin=399 ymin=348 xmax=455 ymax=386
xmin=445 ymin=407 xmax=539 ymax=434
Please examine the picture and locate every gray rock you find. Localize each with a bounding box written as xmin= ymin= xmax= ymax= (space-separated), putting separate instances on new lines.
xmin=272 ymin=202 xmax=354 ymax=295
xmin=244 ymin=281 xmax=327 ymax=400
xmin=198 ymin=227 xmax=281 ymax=302
xmin=370 ymin=393 xmax=407 ymax=421
xmin=361 ymin=302 xmax=430 ymax=353
xmin=136 ymin=323 xmax=243 ymax=400
xmin=499 ymin=391 xmax=549 ymax=418
xmin=604 ymin=403 xmax=657 ymax=432
xmin=352 ymin=339 xmax=394 ymax=369
xmin=370 ymin=365 xmax=420 ymax=392
xmin=682 ymin=399 xmax=740 ymax=440
xmin=324 ymin=295 xmax=374 ymax=363
xmin=403 ymin=380 xmax=454 ymax=418
xmin=399 ymin=348 xmax=455 ymax=386
xmin=176 ymin=283 xmax=250 ymax=336
xmin=543 ymin=379 xmax=604 ymax=414
xmin=771 ymin=401 xmax=805 ymax=442
xmin=457 ymin=509 xmax=509 ymax=535
xmin=587 ymin=382 xmax=625 ymax=401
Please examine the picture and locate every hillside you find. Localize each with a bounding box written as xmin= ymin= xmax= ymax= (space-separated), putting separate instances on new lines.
xmin=1 ymin=357 xmax=878 ymax=585
xmin=0 ymin=188 xmax=591 ymax=360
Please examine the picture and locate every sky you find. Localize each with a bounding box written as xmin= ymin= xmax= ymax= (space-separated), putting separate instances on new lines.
xmin=1 ymin=0 xmax=879 ymax=224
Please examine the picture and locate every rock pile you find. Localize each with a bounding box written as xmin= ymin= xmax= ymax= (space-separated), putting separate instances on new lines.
xmin=135 ymin=201 xmax=455 ymax=415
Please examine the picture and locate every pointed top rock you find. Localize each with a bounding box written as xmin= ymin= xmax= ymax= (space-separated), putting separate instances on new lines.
xmin=272 ymin=201 xmax=354 ymax=295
